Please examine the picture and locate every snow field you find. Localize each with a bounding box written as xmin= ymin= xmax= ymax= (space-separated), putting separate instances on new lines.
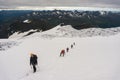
xmin=1 ymin=24 xmax=120 ymax=80
xmin=1 ymin=34 xmax=120 ymax=80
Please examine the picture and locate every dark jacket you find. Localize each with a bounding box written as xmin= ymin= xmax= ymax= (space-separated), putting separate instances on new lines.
xmin=30 ymin=54 xmax=38 ymax=65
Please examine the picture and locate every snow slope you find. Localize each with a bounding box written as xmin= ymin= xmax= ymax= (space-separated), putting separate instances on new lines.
xmin=0 ymin=39 xmax=18 ymax=51
xmin=1 ymin=26 xmax=120 ymax=80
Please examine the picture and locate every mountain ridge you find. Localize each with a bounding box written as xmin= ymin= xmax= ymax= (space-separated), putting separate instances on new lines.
xmin=9 ymin=25 xmax=120 ymax=39
xmin=1 ymin=10 xmax=120 ymax=38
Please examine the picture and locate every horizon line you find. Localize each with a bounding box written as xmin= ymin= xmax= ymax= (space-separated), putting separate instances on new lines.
xmin=0 ymin=6 xmax=120 ymax=11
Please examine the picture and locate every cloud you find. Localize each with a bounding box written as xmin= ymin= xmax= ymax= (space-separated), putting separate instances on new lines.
xmin=0 ymin=0 xmax=120 ymax=9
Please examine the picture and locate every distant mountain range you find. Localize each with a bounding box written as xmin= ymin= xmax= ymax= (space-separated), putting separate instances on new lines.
xmin=0 ymin=10 xmax=120 ymax=38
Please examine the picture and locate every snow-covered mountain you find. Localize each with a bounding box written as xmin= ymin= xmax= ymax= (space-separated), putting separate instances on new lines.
xmin=30 ymin=10 xmax=110 ymax=17
xmin=9 ymin=25 xmax=120 ymax=39
xmin=0 ymin=28 xmax=120 ymax=80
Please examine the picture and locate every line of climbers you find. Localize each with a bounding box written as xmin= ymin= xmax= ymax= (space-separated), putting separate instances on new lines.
xmin=60 ymin=42 xmax=75 ymax=57
xmin=29 ymin=42 xmax=75 ymax=73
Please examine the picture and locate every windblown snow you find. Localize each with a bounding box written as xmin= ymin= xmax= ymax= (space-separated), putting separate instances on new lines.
xmin=1 ymin=25 xmax=120 ymax=80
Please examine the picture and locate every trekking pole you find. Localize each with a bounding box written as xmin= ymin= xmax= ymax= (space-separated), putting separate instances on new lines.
xmin=37 ymin=65 xmax=40 ymax=71
xmin=30 ymin=65 xmax=32 ymax=69
xmin=37 ymin=65 xmax=39 ymax=68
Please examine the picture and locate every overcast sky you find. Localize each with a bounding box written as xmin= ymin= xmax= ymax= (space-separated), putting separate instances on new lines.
xmin=0 ymin=0 xmax=120 ymax=9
